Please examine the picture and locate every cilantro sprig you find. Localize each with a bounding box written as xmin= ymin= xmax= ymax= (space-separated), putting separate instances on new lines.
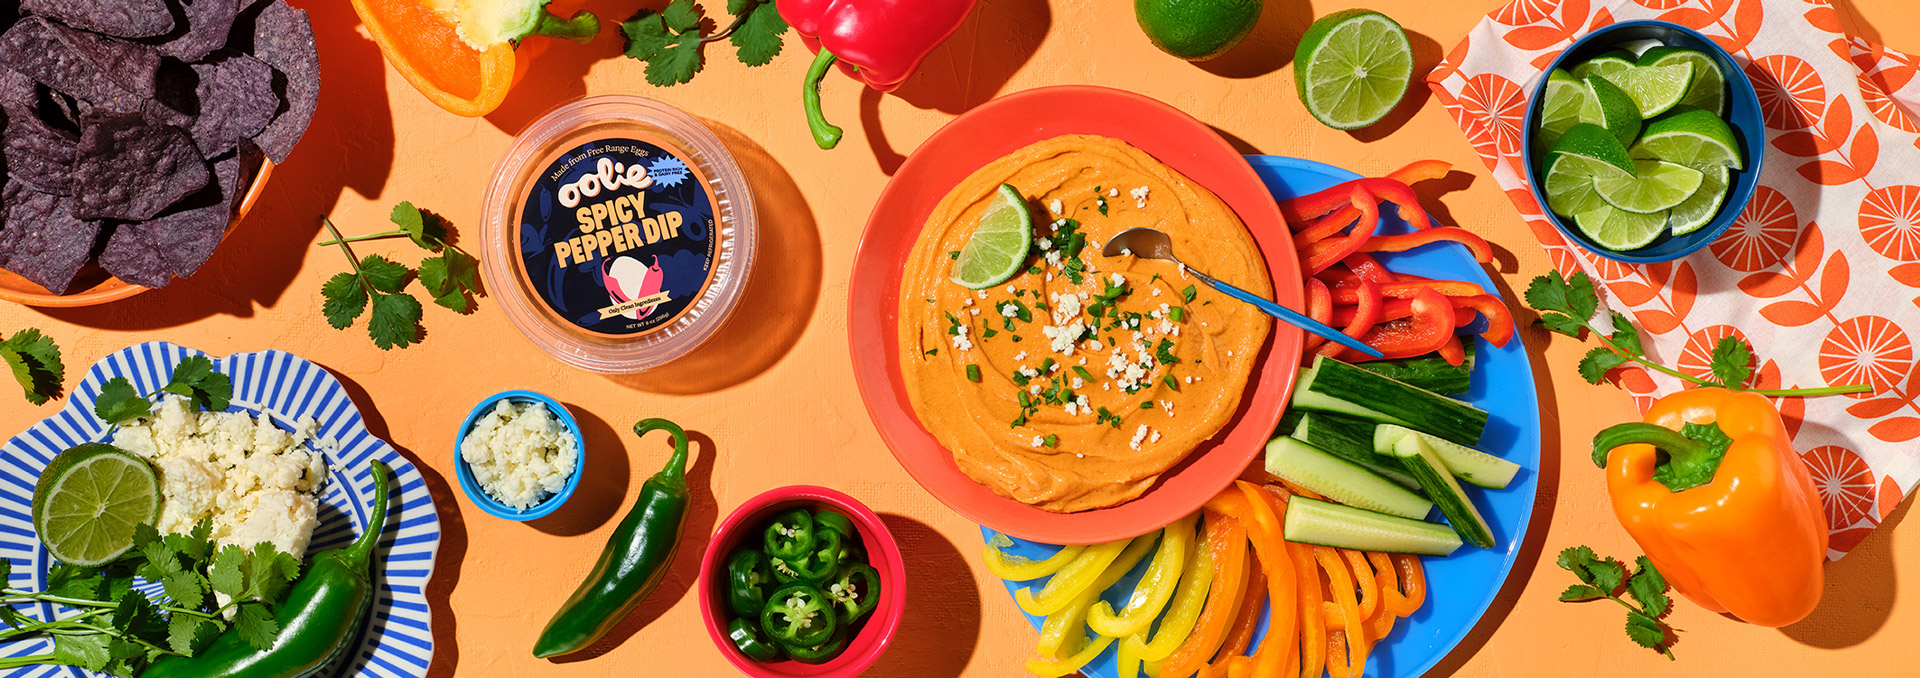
xmin=1 ymin=328 xmax=64 ymax=405
xmin=1555 ymin=546 xmax=1675 ymax=660
xmin=0 ymin=520 xmax=303 ymax=674
xmin=1525 ymin=270 xmax=1871 ymax=397
xmin=317 ymin=203 xmax=481 ymax=350
xmin=621 ymin=0 xmax=788 ymax=87
xmin=93 ymin=355 xmax=233 ymax=425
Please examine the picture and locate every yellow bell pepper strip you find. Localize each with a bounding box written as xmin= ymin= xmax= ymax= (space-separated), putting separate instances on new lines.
xmin=1125 ymin=516 xmax=1219 ymax=662
xmin=1289 ymin=542 xmax=1325 ymax=678
xmin=1591 ymin=387 xmax=1829 ymax=628
xmin=349 ymin=0 xmax=598 ymax=117
xmin=983 ymin=538 xmax=1086 ymax=581
xmin=1236 ymin=481 xmax=1297 ymax=678
xmin=1316 ymin=547 xmax=1370 ymax=678
xmin=1026 ymin=634 xmax=1118 ymax=677
xmin=1091 ymin=513 xmax=1199 ymax=637
xmin=1117 ymin=634 xmax=1145 ymax=678
xmin=1036 ymin=535 xmax=1158 ymax=660
xmin=1016 ymin=536 xmax=1136 ymax=616
xmin=1158 ymin=512 xmax=1248 ymax=678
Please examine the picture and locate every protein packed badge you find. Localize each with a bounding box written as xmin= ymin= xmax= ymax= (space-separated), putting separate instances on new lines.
xmin=518 ymin=137 xmax=717 ymax=336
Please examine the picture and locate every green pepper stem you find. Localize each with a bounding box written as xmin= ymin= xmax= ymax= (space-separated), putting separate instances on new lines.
xmin=633 ymin=418 xmax=690 ymax=490
xmin=343 ymin=460 xmax=393 ymax=568
xmin=802 ymin=49 xmax=845 ymax=150
xmin=1590 ymin=422 xmax=1706 ymax=469
xmin=530 ymin=10 xmax=600 ymax=44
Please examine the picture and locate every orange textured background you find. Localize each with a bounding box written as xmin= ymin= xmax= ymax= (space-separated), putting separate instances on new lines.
xmin=5 ymin=0 xmax=1919 ymax=675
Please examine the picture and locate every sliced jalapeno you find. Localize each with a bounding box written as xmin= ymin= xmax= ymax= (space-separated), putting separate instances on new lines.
xmin=826 ymin=562 xmax=881 ymax=625
xmin=783 ymin=629 xmax=848 ymax=664
xmin=726 ymin=549 xmax=774 ymax=616
xmin=771 ymin=528 xmax=841 ymax=584
xmin=812 ymin=510 xmax=856 ymax=540
xmin=761 ymin=582 xmax=837 ymax=648
xmin=727 ymin=617 xmax=780 ymax=662
xmin=763 ymin=509 xmax=815 ymax=561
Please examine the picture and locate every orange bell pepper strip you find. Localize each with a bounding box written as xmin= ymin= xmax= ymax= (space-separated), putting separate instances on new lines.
xmin=1591 ymin=388 xmax=1829 ymax=628
xmin=1091 ymin=513 xmax=1198 ymax=637
xmin=1236 ymin=481 xmax=1297 ymax=678
xmin=1367 ymin=552 xmax=1413 ymax=618
xmin=1289 ymin=542 xmax=1325 ymax=678
xmin=1315 ymin=547 xmax=1371 ymax=678
xmin=1159 ymin=512 xmax=1249 ymax=678
xmin=1392 ymin=554 xmax=1426 ymax=614
xmin=1206 ymin=562 xmax=1266 ymax=676
xmin=1359 ymin=227 xmax=1494 ymax=263
xmin=348 ymin=0 xmax=598 ymax=117
xmin=1341 ymin=549 xmax=1379 ymax=620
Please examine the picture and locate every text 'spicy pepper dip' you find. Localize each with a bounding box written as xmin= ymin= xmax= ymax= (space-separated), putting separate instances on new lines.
xmin=481 ymin=96 xmax=757 ymax=373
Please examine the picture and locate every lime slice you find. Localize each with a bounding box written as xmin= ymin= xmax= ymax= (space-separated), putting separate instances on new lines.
xmin=1545 ymin=153 xmax=1631 ymax=218
xmin=32 ymin=443 xmax=162 ymax=567
xmin=1668 ymin=164 xmax=1730 ymax=235
xmin=1639 ymin=47 xmax=1726 ymax=115
xmin=1294 ymin=9 xmax=1413 ymax=130
xmin=1616 ymin=39 xmax=1665 ymax=57
xmin=950 ymin=184 xmax=1034 ymax=289
xmin=1600 ymin=63 xmax=1694 ymax=117
xmin=1579 ymin=74 xmax=1643 ymax=146
xmin=1536 ymin=68 xmax=1589 ymax=150
xmin=1630 ymin=107 xmax=1745 ymax=170
xmin=1572 ymin=50 xmax=1636 ymax=81
xmin=1593 ymin=158 xmax=1705 ymax=214
xmin=1575 ymin=205 xmax=1670 ymax=251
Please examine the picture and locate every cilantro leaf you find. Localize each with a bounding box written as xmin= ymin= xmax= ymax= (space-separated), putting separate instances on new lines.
xmin=1607 ymin=311 xmax=1643 ymax=356
xmin=52 ymin=633 xmax=112 ymax=672
xmin=1628 ymin=556 xmax=1671 ymax=617
xmin=0 ymin=328 xmax=64 ymax=405
xmin=210 ymin=545 xmax=247 ymax=598
xmin=110 ymin=593 xmax=167 ymax=648
xmin=1624 ymin=610 xmax=1668 ymax=650
xmin=1577 ymin=347 xmax=1627 ymax=385
xmin=1556 ymin=545 xmax=1600 ymax=583
xmin=233 ymin=603 xmax=281 ymax=652
xmin=622 ymin=3 xmax=706 ymax=87
xmin=0 ymin=558 xmax=9 ymax=583
xmin=1709 ymin=336 xmax=1754 ymax=388
xmin=321 ymin=272 xmax=369 ymax=329
xmin=1587 ymin=556 xmax=1626 ymax=593
xmin=245 ymin=543 xmax=299 ymax=604
xmin=418 ymin=249 xmax=480 ymax=314
xmin=1559 ymin=584 xmax=1608 ymax=602
xmin=729 ymin=0 xmax=787 ymax=66
xmin=160 ymin=355 xmax=232 ymax=412
xmin=168 ymin=614 xmax=213 ymax=655
xmin=389 ymin=201 xmax=447 ymax=251
xmin=46 ymin=562 xmax=104 ymax=600
xmin=368 ymin=292 xmax=425 ymax=350
xmin=93 ymin=377 xmax=153 ymax=424
xmin=0 ymin=605 xmax=22 ymax=629
xmin=1524 ymin=271 xmax=1600 ymax=337
xmin=358 ymin=255 xmax=411 ymax=294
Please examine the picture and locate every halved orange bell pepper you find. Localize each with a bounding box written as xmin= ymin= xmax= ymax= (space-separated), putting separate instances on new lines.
xmin=1591 ymin=388 xmax=1828 ymax=628
xmin=349 ymin=0 xmax=598 ymax=117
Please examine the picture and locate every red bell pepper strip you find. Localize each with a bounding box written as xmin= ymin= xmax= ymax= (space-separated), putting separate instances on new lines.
xmin=1326 ymin=287 xmax=1456 ymax=362
xmin=1331 ymin=299 xmax=1476 ymax=328
xmin=1342 ymin=253 xmax=1396 ymax=284
xmin=1361 ymin=178 xmax=1432 ymax=230
xmin=1435 ymin=335 xmax=1466 ymax=366
xmin=1282 ymin=179 xmax=1423 ymax=226
xmin=1359 ymin=227 xmax=1494 ymax=263
xmin=1318 ymin=277 xmax=1382 ymax=358
xmin=1301 ymin=187 xmax=1378 ymax=275
xmin=1303 ymin=277 xmax=1333 ymax=353
xmin=780 ymin=0 xmax=978 ymax=149
xmin=1449 ymin=294 xmax=1515 ymax=348
xmin=1292 ymin=205 xmax=1359 ymax=248
xmin=1387 ymin=159 xmax=1451 ymax=185
xmin=1329 ymin=279 xmax=1487 ymax=305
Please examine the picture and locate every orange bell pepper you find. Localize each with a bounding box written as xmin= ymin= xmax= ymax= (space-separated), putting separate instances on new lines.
xmin=1289 ymin=542 xmax=1325 ymax=678
xmin=1236 ymin=482 xmax=1296 ymax=678
xmin=349 ymin=0 xmax=598 ymax=117
xmin=1591 ymin=388 xmax=1829 ymax=627
xmin=1156 ymin=512 xmax=1248 ymax=678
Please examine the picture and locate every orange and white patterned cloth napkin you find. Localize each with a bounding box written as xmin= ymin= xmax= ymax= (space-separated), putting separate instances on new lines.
xmin=1431 ymin=0 xmax=1920 ymax=558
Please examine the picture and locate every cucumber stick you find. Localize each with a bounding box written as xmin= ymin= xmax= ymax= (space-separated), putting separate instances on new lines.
xmin=1288 ymin=411 xmax=1421 ymax=491
xmin=1391 ymin=434 xmax=1495 ymax=548
xmin=1355 ymin=343 xmax=1476 ymax=395
xmin=1264 ymin=437 xmax=1433 ymax=520
xmin=1291 ymin=356 xmax=1489 ymax=446
xmin=1372 ymin=424 xmax=1520 ymax=490
xmin=1283 ymin=496 xmax=1462 ymax=557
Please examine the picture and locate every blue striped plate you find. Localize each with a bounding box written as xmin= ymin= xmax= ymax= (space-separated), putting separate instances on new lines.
xmin=0 ymin=342 xmax=440 ymax=678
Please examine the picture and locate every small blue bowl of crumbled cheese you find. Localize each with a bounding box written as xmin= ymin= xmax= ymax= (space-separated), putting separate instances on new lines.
xmin=454 ymin=390 xmax=585 ymax=521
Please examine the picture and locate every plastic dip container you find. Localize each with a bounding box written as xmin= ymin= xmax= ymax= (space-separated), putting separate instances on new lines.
xmin=481 ymin=95 xmax=757 ymax=373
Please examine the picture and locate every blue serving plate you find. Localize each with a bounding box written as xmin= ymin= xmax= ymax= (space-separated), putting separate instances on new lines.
xmin=983 ymin=155 xmax=1542 ymax=678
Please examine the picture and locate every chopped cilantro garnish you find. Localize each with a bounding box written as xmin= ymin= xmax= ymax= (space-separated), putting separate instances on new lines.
xmin=1154 ymin=338 xmax=1180 ymax=365
xmin=966 ymin=364 xmax=981 ymax=382
xmin=1012 ymin=335 xmax=1024 ymax=342
xmin=924 ymin=348 xmax=938 ymax=356
xmin=948 ymin=250 xmax=960 ymax=260
xmin=1040 ymin=358 xmax=1056 ymax=374
xmin=945 ymin=312 xmax=961 ymax=336
xmin=1163 ymin=374 xmax=1180 ymax=391
xmin=983 ymin=328 xmax=999 ymax=338
xmin=1072 ymin=366 xmax=1095 ymax=382
xmin=1181 ymin=285 xmax=1197 ymax=303
xmin=1097 ymin=197 xmax=1108 ymax=215
xmin=1012 ymin=370 xmax=1031 ymax=386
xmin=1043 ymin=434 xmax=1058 ymax=447
xmin=1027 ymin=265 xmax=1042 ymax=274
xmin=1140 ymin=401 xmax=1153 ymax=409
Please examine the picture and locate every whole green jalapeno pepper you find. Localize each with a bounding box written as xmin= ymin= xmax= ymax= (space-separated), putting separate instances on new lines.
xmin=726 ymin=549 xmax=774 ymax=616
xmin=142 ymin=460 xmax=394 ymax=678
xmin=763 ymin=509 xmax=815 ymax=561
xmin=533 ymin=419 xmax=694 ymax=658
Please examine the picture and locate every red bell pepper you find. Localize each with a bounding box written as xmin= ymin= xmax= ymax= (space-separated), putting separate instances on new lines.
xmin=1332 ymin=299 xmax=1477 ymax=328
xmin=1387 ymin=159 xmax=1451 ymax=185
xmin=1304 ymin=277 xmax=1332 ymax=353
xmin=1448 ymin=294 xmax=1515 ymax=348
xmin=1327 ymin=279 xmax=1486 ymax=305
xmin=779 ymin=0 xmax=978 ymax=149
xmin=1360 ymin=227 xmax=1494 ymax=264
xmin=1293 ymin=205 xmax=1359 ymax=248
xmin=1342 ymin=253 xmax=1396 ymax=284
xmin=1435 ymin=335 xmax=1466 ymax=366
xmin=1301 ymin=187 xmax=1378 ymax=275
xmin=1326 ymin=287 xmax=1456 ymax=362
xmin=1319 ymin=277 xmax=1383 ymax=358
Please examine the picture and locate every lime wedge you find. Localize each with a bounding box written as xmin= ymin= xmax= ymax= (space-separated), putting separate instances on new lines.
xmin=1600 ymin=63 xmax=1694 ymax=117
xmin=1580 ymin=74 xmax=1643 ymax=146
xmin=1668 ymin=164 xmax=1730 ymax=235
xmin=1576 ymin=205 xmax=1670 ymax=251
xmin=1536 ymin=68 xmax=1589 ymax=150
xmin=32 ymin=443 xmax=161 ymax=567
xmin=1631 ymin=107 xmax=1744 ymax=170
xmin=1639 ymin=47 xmax=1726 ymax=115
xmin=1572 ymin=51 xmax=1637 ymax=81
xmin=1545 ymin=153 xmax=1631 ymax=218
xmin=1594 ymin=158 xmax=1705 ymax=214
xmin=1545 ymin=122 xmax=1635 ymax=174
xmin=1294 ymin=9 xmax=1413 ymax=130
xmin=1616 ymin=39 xmax=1665 ymax=57
xmin=950 ymin=184 xmax=1034 ymax=290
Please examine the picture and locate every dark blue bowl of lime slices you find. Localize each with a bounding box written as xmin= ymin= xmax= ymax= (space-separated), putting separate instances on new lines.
xmin=1522 ymin=20 xmax=1763 ymax=264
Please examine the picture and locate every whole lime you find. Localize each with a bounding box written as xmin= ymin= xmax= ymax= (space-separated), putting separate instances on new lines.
xmin=1136 ymin=0 xmax=1264 ymax=61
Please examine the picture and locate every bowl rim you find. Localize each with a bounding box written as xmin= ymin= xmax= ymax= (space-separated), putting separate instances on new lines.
xmin=1520 ymin=19 xmax=1764 ymax=264
xmin=698 ymin=485 xmax=906 ymax=678
xmin=451 ymin=389 xmax=586 ymax=521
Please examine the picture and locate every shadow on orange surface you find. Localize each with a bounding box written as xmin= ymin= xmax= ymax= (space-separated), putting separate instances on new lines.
xmin=546 ymin=428 xmax=721 ymax=662
xmin=484 ymin=0 xmax=627 ymax=134
xmin=862 ymin=0 xmax=1051 ymax=175
xmin=530 ymin=405 xmax=633 ymax=536
xmin=1780 ymin=493 xmax=1910 ymax=648
xmin=869 ymin=512 xmax=981 ymax=676
xmin=610 ymin=121 xmax=821 ymax=394
xmin=1193 ymin=0 xmax=1313 ymax=79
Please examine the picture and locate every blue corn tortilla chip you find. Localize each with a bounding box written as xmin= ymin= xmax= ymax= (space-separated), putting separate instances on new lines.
xmin=0 ymin=182 xmax=20 ymax=262
xmin=21 ymin=0 xmax=176 ymax=39
xmin=0 ymin=70 xmax=79 ymax=196
xmin=0 ymin=18 xmax=160 ymax=111
xmin=154 ymin=0 xmax=240 ymax=62
xmin=0 ymin=188 xmax=104 ymax=294
xmin=187 ymin=52 xmax=276 ymax=155
xmin=100 ymin=145 xmax=255 ymax=286
xmin=73 ymin=111 xmax=207 ymax=220
xmin=241 ymin=1 xmax=315 ymax=164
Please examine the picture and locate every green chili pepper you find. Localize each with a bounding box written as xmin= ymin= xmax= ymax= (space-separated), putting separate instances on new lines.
xmin=533 ymin=419 xmax=694 ymax=658
xmin=727 ymin=617 xmax=780 ymax=662
xmin=726 ymin=549 xmax=774 ymax=616
xmin=143 ymin=461 xmax=394 ymax=678
xmin=812 ymin=510 xmax=856 ymax=541
xmin=826 ymin=562 xmax=881 ymax=626
xmin=783 ymin=630 xmax=849 ymax=665
xmin=761 ymin=581 xmax=837 ymax=647
xmin=763 ymin=508 xmax=815 ymax=561
xmin=771 ymin=528 xmax=841 ymax=584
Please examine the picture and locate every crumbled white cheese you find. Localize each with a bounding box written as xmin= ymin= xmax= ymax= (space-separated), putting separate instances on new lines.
xmin=1108 ymin=188 xmax=1119 ymax=197
xmin=1032 ymin=435 xmax=1046 ymax=447
xmin=1110 ymin=273 xmax=1126 ymax=286
xmin=1001 ymin=302 xmax=1021 ymax=318
xmin=1051 ymin=293 xmax=1082 ymax=324
xmin=1043 ymin=321 xmax=1087 ymax=355
xmin=1038 ymin=238 xmax=1053 ymax=250
xmin=1050 ymin=199 xmax=1063 ymax=214
xmin=460 ymin=400 xmax=579 ymax=511
xmin=951 ymin=323 xmax=974 ymax=351
xmin=1130 ymin=425 xmax=1150 ymax=450
xmin=1131 ymin=186 xmax=1150 ymax=209
xmin=962 ymin=297 xmax=973 ymax=307
xmin=1121 ymin=247 xmax=1133 ymax=257
xmin=1013 ymin=351 xmax=1028 ymax=361
xmin=1006 ymin=285 xmax=1017 ymax=294
xmin=1150 ymin=429 xmax=1163 ymax=443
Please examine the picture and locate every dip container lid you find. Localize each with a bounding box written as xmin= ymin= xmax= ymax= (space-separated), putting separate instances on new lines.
xmin=481 ymin=95 xmax=757 ymax=373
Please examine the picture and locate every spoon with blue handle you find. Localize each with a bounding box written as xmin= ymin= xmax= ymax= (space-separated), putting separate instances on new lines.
xmin=1101 ymin=227 xmax=1385 ymax=359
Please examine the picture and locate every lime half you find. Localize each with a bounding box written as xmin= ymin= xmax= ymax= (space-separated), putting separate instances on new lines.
xmin=1594 ymin=158 xmax=1705 ymax=214
xmin=1631 ymin=107 xmax=1744 ymax=170
xmin=1572 ymin=51 xmax=1636 ymax=81
xmin=1135 ymin=0 xmax=1265 ymax=61
xmin=950 ymin=184 xmax=1034 ymax=290
xmin=1536 ymin=69 xmax=1590 ymax=150
xmin=1668 ymin=164 xmax=1730 ymax=235
xmin=1601 ymin=63 xmax=1695 ymax=117
xmin=1580 ymin=74 xmax=1643 ymax=146
xmin=1640 ymin=46 xmax=1726 ymax=115
xmin=1294 ymin=9 xmax=1413 ymax=130
xmin=32 ymin=443 xmax=161 ymax=567
xmin=1575 ymin=205 xmax=1670 ymax=251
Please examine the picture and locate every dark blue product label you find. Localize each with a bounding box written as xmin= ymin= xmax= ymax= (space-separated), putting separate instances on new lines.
xmin=517 ymin=137 xmax=717 ymax=337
